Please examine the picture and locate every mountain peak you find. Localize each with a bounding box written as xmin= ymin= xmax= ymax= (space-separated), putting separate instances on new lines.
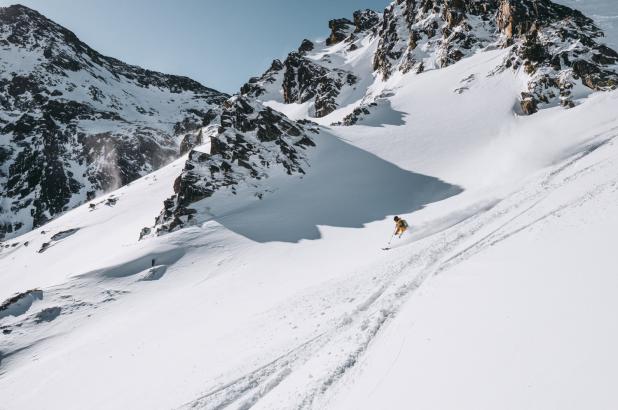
xmin=0 ymin=4 xmax=228 ymax=240
xmin=0 ymin=4 xmax=61 ymax=32
xmin=369 ymin=0 xmax=618 ymax=113
xmin=0 ymin=2 xmax=87 ymax=55
xmin=1 ymin=3 xmax=41 ymax=16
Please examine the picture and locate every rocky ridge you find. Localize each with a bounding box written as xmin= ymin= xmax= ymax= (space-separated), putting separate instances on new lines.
xmin=3 ymin=1 xmax=617 ymax=241
xmin=243 ymin=0 xmax=618 ymax=123
xmin=240 ymin=10 xmax=381 ymax=118
xmin=367 ymin=0 xmax=617 ymax=117
xmin=144 ymin=96 xmax=318 ymax=236
xmin=0 ymin=5 xmax=228 ymax=239
xmin=147 ymin=0 xmax=618 ymax=236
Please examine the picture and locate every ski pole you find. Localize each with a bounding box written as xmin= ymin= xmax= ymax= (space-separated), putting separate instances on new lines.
xmin=382 ymin=233 xmax=396 ymax=250
xmin=387 ymin=233 xmax=395 ymax=246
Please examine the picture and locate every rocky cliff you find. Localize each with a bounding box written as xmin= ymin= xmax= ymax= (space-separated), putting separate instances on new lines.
xmin=0 ymin=5 xmax=228 ymax=239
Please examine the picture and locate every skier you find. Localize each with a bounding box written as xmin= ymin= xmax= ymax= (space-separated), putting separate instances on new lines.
xmin=393 ymin=216 xmax=408 ymax=238
xmin=382 ymin=216 xmax=410 ymax=250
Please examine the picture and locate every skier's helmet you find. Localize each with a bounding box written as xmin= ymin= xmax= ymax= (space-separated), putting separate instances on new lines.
xmin=394 ymin=216 xmax=400 ymax=221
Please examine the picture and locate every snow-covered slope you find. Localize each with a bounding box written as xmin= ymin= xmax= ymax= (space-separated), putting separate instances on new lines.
xmin=245 ymin=0 xmax=617 ymax=125
xmin=1 ymin=1 xmax=618 ymax=409
xmin=327 ymin=99 xmax=618 ymax=410
xmin=0 ymin=5 xmax=228 ymax=240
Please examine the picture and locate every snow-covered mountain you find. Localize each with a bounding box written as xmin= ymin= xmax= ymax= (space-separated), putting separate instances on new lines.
xmin=149 ymin=0 xmax=618 ymax=238
xmin=0 ymin=4 xmax=228 ymax=239
xmin=242 ymin=0 xmax=618 ymax=124
xmin=240 ymin=10 xmax=381 ymax=119
xmin=1 ymin=1 xmax=618 ymax=409
xmin=147 ymin=95 xmax=318 ymax=237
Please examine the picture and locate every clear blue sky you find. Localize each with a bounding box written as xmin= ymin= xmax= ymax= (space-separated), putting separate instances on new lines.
xmin=1 ymin=0 xmax=390 ymax=93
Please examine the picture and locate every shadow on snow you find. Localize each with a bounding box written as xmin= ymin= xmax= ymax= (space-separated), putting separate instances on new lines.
xmin=355 ymin=99 xmax=407 ymax=128
xmin=211 ymin=132 xmax=463 ymax=243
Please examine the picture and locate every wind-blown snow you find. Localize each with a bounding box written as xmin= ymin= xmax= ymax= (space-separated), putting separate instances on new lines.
xmin=327 ymin=121 xmax=618 ymax=410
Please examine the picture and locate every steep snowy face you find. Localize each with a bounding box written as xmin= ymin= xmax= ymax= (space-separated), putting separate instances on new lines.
xmin=240 ymin=10 xmax=381 ymax=118
xmin=243 ymin=0 xmax=617 ymax=123
xmin=0 ymin=5 xmax=228 ymax=239
xmin=147 ymin=95 xmax=318 ymax=236
xmin=373 ymin=0 xmax=618 ymax=113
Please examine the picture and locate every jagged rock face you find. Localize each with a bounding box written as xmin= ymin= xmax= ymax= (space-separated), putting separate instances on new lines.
xmin=496 ymin=0 xmax=618 ymax=113
xmin=241 ymin=50 xmax=359 ymax=118
xmin=327 ymin=18 xmax=354 ymax=46
xmin=240 ymin=10 xmax=380 ymax=119
xmin=148 ymin=96 xmax=318 ymax=236
xmin=0 ymin=5 xmax=228 ymax=239
xmin=354 ymin=9 xmax=381 ymax=33
xmin=374 ymin=0 xmax=500 ymax=78
xmin=239 ymin=59 xmax=283 ymax=99
xmin=281 ymin=52 xmax=359 ymax=117
xmin=372 ymin=0 xmax=617 ymax=114
xmin=298 ymin=39 xmax=315 ymax=54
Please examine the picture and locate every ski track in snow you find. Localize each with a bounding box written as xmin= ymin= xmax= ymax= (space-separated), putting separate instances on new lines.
xmin=174 ymin=129 xmax=618 ymax=409
xmin=1 ymin=2 xmax=618 ymax=406
xmin=1 ymin=96 xmax=617 ymax=410
xmin=0 ymin=126 xmax=609 ymax=408
xmin=1 ymin=70 xmax=617 ymax=410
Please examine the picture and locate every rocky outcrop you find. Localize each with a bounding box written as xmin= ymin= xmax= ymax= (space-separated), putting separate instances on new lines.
xmin=240 ymin=59 xmax=283 ymax=98
xmin=239 ymin=11 xmax=382 ymax=119
xmin=0 ymin=289 xmax=43 ymax=319
xmin=0 ymin=5 xmax=228 ymax=239
xmin=370 ymin=0 xmax=617 ymax=115
xmin=239 ymin=1 xmax=616 ymax=125
xmin=325 ymin=10 xmax=380 ymax=46
xmin=326 ymin=18 xmax=353 ymax=46
xmin=495 ymin=0 xmax=618 ymax=112
xmin=332 ymin=103 xmax=377 ymax=126
xmin=353 ymin=9 xmax=381 ymax=33
xmin=282 ymin=52 xmax=358 ymax=117
xmin=298 ymin=39 xmax=314 ymax=54
xmin=374 ymin=0 xmax=500 ymax=79
xmin=147 ymin=96 xmax=318 ymax=236
xmin=241 ymin=48 xmax=358 ymax=118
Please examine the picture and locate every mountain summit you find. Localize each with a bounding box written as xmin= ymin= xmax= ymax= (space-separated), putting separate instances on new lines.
xmin=2 ymin=1 xmax=617 ymax=240
xmin=0 ymin=4 xmax=228 ymax=239
xmin=148 ymin=0 xmax=618 ymax=238
xmin=242 ymin=0 xmax=617 ymax=121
